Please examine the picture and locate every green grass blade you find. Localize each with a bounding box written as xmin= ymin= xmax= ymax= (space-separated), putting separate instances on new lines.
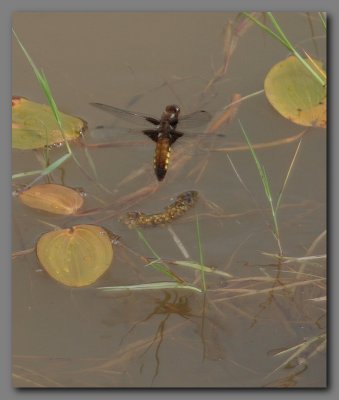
xmin=267 ymin=12 xmax=326 ymax=85
xmin=265 ymin=334 xmax=326 ymax=379
xmin=12 ymin=31 xmax=69 ymax=145
xmin=291 ymin=49 xmax=325 ymax=86
xmin=242 ymin=12 xmax=325 ymax=86
xmin=238 ymin=120 xmax=282 ymax=254
xmin=97 ymin=282 xmax=202 ymax=293
xmin=145 ymin=259 xmax=178 ymax=278
xmin=136 ymin=228 xmax=161 ymax=260
xmin=21 ymin=153 xmax=71 ymax=188
xmin=318 ymin=12 xmax=327 ymax=31
xmin=173 ymin=260 xmax=233 ymax=278
xmin=242 ymin=12 xmax=286 ymax=47
xmin=238 ymin=120 xmax=270 ymax=197
xmin=37 ymin=153 xmax=71 ymax=175
xmin=40 ymin=71 xmax=65 ymax=132
xmin=266 ymin=12 xmax=294 ymax=49
xmin=13 ymin=32 xmax=103 ymax=187
xmin=135 ymin=228 xmax=183 ymax=282
xmin=13 ymin=32 xmax=64 ymax=127
xmin=275 ymin=138 xmax=303 ymax=212
xmin=12 ymin=170 xmax=43 ymax=180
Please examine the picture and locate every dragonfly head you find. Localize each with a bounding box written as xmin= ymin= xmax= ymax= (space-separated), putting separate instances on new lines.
xmin=165 ymin=104 xmax=180 ymax=121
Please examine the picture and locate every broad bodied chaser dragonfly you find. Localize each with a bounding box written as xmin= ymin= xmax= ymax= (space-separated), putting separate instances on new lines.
xmin=90 ymin=102 xmax=213 ymax=181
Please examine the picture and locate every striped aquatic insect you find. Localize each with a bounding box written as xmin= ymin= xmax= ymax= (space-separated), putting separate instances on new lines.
xmin=90 ymin=103 xmax=212 ymax=181
xmin=120 ymin=190 xmax=199 ymax=228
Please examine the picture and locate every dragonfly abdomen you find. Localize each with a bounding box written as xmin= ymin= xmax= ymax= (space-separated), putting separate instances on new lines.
xmin=154 ymin=138 xmax=171 ymax=181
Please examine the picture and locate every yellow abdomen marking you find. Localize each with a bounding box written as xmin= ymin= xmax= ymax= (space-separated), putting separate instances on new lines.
xmin=154 ymin=138 xmax=171 ymax=181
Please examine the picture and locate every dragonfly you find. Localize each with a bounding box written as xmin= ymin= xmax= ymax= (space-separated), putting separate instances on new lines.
xmin=90 ymin=102 xmax=212 ymax=181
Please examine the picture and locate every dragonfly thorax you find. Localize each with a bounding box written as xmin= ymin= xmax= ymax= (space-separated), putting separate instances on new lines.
xmin=158 ymin=119 xmax=178 ymax=136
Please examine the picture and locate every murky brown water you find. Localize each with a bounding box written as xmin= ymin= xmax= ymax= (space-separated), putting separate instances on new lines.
xmin=12 ymin=12 xmax=326 ymax=388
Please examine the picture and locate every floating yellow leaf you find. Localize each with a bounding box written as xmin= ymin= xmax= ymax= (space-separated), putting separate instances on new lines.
xmin=18 ymin=184 xmax=84 ymax=215
xmin=264 ymin=56 xmax=326 ymax=128
xmin=36 ymin=225 xmax=114 ymax=287
xmin=12 ymin=96 xmax=87 ymax=149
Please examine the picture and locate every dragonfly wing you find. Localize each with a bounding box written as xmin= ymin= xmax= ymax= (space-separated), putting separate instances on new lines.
xmin=90 ymin=102 xmax=160 ymax=127
xmin=89 ymin=125 xmax=149 ymax=142
xmin=177 ymin=110 xmax=212 ymax=130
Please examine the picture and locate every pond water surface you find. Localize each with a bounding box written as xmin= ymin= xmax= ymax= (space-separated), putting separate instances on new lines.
xmin=12 ymin=12 xmax=326 ymax=388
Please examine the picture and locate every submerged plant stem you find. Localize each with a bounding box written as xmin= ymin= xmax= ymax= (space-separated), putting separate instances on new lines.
xmin=196 ymin=215 xmax=207 ymax=292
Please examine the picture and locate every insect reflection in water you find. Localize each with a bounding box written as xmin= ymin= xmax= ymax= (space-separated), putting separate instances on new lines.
xmin=148 ymin=292 xmax=193 ymax=319
xmin=121 ymin=291 xmax=200 ymax=384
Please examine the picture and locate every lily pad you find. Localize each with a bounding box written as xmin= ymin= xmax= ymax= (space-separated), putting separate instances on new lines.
xmin=264 ymin=56 xmax=326 ymax=128
xmin=12 ymin=96 xmax=87 ymax=149
xmin=18 ymin=184 xmax=84 ymax=215
xmin=36 ymin=224 xmax=114 ymax=287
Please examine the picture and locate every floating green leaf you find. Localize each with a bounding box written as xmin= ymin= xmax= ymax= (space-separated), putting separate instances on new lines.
xmin=18 ymin=184 xmax=84 ymax=215
xmin=36 ymin=224 xmax=114 ymax=287
xmin=264 ymin=56 xmax=326 ymax=128
xmin=12 ymin=96 xmax=87 ymax=149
